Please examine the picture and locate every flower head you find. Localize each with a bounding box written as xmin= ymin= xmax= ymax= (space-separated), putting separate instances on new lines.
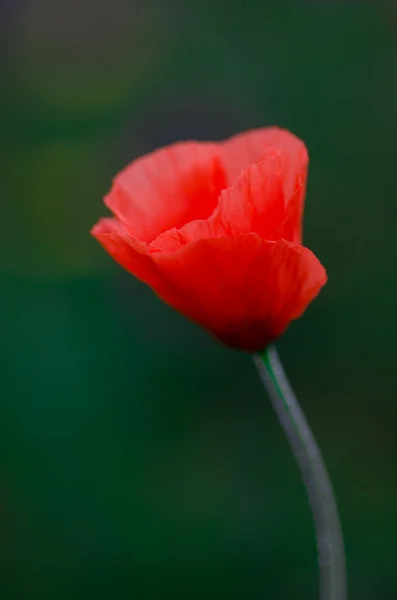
xmin=92 ymin=128 xmax=327 ymax=351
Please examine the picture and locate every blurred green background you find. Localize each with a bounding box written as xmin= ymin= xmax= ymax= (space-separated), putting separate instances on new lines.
xmin=1 ymin=1 xmax=397 ymax=598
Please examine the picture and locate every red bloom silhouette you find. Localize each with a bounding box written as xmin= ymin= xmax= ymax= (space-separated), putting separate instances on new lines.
xmin=92 ymin=128 xmax=327 ymax=351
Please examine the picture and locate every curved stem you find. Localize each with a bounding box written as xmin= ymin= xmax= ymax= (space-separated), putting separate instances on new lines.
xmin=253 ymin=347 xmax=347 ymax=600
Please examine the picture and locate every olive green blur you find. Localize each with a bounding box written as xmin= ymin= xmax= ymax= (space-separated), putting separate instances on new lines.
xmin=1 ymin=1 xmax=396 ymax=598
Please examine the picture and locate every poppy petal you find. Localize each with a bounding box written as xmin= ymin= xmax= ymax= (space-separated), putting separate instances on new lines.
xmin=151 ymin=234 xmax=327 ymax=351
xmin=221 ymin=127 xmax=308 ymax=242
xmin=91 ymin=218 xmax=158 ymax=285
xmin=104 ymin=142 xmax=227 ymax=243
xmin=91 ymin=218 xmax=210 ymax=318
xmin=278 ymin=160 xmax=308 ymax=244
xmin=215 ymin=151 xmax=286 ymax=239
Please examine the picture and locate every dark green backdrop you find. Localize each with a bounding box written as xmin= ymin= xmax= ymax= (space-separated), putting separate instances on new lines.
xmin=1 ymin=1 xmax=396 ymax=598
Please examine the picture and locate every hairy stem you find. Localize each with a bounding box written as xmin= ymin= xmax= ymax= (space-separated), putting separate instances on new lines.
xmin=253 ymin=347 xmax=346 ymax=600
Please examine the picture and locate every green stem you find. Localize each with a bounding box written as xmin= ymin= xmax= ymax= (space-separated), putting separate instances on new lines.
xmin=253 ymin=347 xmax=347 ymax=600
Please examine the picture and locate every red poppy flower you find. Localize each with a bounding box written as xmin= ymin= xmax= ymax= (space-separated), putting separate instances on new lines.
xmin=92 ymin=128 xmax=327 ymax=351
